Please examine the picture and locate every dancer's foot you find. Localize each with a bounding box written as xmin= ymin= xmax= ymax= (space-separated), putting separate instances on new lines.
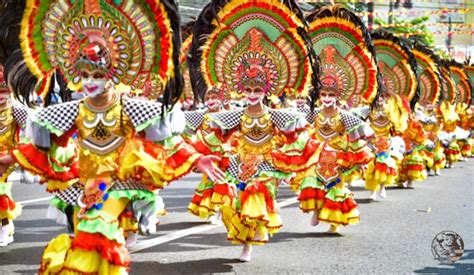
xmin=0 ymin=222 xmax=14 ymax=246
xmin=407 ymin=180 xmax=413 ymax=188
xmin=434 ymin=169 xmax=441 ymax=176
xmin=208 ymin=214 xmax=221 ymax=225
xmin=239 ymin=244 xmax=252 ymax=262
xmin=401 ymin=181 xmax=408 ymax=188
xmin=125 ymin=232 xmax=138 ymax=248
xmin=379 ymin=185 xmax=387 ymax=199
xmin=428 ymin=169 xmax=434 ymax=176
xmin=310 ymin=211 xmax=320 ymax=226
xmin=327 ymin=224 xmax=340 ymax=234
xmin=369 ymin=191 xmax=377 ymax=201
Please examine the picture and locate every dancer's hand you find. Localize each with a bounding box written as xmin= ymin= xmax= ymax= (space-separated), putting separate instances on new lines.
xmin=197 ymin=155 xmax=226 ymax=183
xmin=0 ymin=153 xmax=15 ymax=165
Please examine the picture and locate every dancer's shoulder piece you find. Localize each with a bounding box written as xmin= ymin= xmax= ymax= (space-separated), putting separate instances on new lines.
xmin=208 ymin=109 xmax=245 ymax=131
xmin=34 ymin=101 xmax=81 ymax=136
xmin=184 ymin=109 xmax=207 ymax=131
xmin=268 ymin=108 xmax=307 ymax=132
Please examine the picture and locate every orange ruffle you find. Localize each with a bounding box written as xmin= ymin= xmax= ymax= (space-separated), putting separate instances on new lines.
xmin=13 ymin=144 xmax=79 ymax=182
xmin=271 ymin=139 xmax=322 ymax=172
xmin=72 ymin=232 xmax=129 ymax=267
xmin=0 ymin=195 xmax=16 ymax=212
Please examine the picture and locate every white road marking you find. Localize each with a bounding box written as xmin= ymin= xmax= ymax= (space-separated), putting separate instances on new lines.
xmin=130 ymin=196 xmax=299 ymax=253
xmin=18 ymin=196 xmax=53 ymax=205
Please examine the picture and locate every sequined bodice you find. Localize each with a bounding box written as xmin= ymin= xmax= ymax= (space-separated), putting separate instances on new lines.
xmin=314 ymin=111 xmax=344 ymax=142
xmin=239 ymin=109 xmax=275 ymax=156
xmin=370 ymin=109 xmax=390 ymax=136
xmin=76 ymin=97 xmax=133 ymax=155
xmin=0 ymin=106 xmax=17 ymax=151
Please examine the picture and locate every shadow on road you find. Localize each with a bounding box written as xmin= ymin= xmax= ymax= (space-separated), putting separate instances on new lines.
xmin=133 ymin=258 xmax=239 ymax=274
xmin=413 ymin=249 xmax=474 ymax=274
xmin=273 ymin=231 xmax=344 ymax=243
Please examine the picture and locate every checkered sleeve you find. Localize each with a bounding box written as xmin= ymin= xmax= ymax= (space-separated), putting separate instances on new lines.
xmin=12 ymin=104 xmax=28 ymax=126
xmin=36 ymin=101 xmax=80 ymax=135
xmin=340 ymin=110 xmax=363 ymax=130
xmin=351 ymin=106 xmax=370 ymax=121
xmin=269 ymin=108 xmax=307 ymax=132
xmin=184 ymin=110 xmax=206 ymax=131
xmin=123 ymin=97 xmax=163 ymax=131
xmin=208 ymin=109 xmax=244 ymax=131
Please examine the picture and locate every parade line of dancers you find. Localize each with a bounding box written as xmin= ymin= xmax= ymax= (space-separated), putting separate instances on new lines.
xmin=0 ymin=0 xmax=472 ymax=273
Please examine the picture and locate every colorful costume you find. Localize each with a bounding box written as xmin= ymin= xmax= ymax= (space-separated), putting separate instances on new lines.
xmin=366 ymin=31 xmax=417 ymax=195
xmin=0 ymin=67 xmax=28 ymax=246
xmin=287 ymin=5 xmax=378 ymax=229
xmin=12 ymin=1 xmax=216 ymax=273
xmin=399 ymin=44 xmax=442 ymax=184
xmin=189 ymin=0 xmax=319 ymax=261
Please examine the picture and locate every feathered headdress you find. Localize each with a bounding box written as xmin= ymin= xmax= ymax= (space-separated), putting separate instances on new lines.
xmin=190 ymin=0 xmax=317 ymax=103
xmin=372 ymin=30 xmax=419 ymax=109
xmin=307 ymin=5 xmax=380 ymax=105
xmin=465 ymin=64 xmax=474 ymax=106
xmin=179 ymin=20 xmax=196 ymax=107
xmin=439 ymin=60 xmax=457 ymax=104
xmin=19 ymin=0 xmax=183 ymax=108
xmin=412 ymin=43 xmax=442 ymax=106
xmin=447 ymin=61 xmax=472 ymax=107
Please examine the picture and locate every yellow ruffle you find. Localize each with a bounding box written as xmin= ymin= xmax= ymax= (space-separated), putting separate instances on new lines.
xmin=318 ymin=207 xmax=360 ymax=226
xmin=221 ymin=193 xmax=282 ymax=245
xmin=188 ymin=198 xmax=216 ymax=219
xmin=299 ymin=198 xmax=324 ymax=213
xmin=40 ymin=234 xmax=127 ymax=275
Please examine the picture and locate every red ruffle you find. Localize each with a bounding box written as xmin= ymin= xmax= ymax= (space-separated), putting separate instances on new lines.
xmin=190 ymin=189 xmax=213 ymax=204
xmin=323 ymin=197 xmax=358 ymax=214
xmin=14 ymin=144 xmax=79 ymax=181
xmin=193 ymin=141 xmax=229 ymax=170
xmin=338 ymin=150 xmax=374 ymax=166
xmin=298 ymin=188 xmax=325 ymax=201
xmin=445 ymin=149 xmax=460 ymax=155
xmin=374 ymin=163 xmax=397 ymax=175
xmin=240 ymin=181 xmax=275 ymax=212
xmin=72 ymin=232 xmax=129 ymax=267
xmin=0 ymin=195 xmax=16 ymax=211
xmin=406 ymin=164 xmax=424 ymax=171
xmin=213 ymin=184 xmax=235 ymax=196
xmin=271 ymin=139 xmax=321 ymax=171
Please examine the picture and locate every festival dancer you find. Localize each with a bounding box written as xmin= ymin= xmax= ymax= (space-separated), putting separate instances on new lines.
xmin=11 ymin=1 xmax=224 ymax=273
xmin=0 ymin=65 xmax=28 ymax=246
xmin=189 ymin=0 xmax=320 ymax=262
xmin=186 ymin=85 xmax=233 ymax=224
xmin=285 ymin=5 xmax=377 ymax=233
xmin=398 ymin=44 xmax=441 ymax=187
xmin=366 ymin=30 xmax=418 ymax=199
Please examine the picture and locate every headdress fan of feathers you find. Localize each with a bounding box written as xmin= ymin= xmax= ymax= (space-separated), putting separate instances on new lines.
xmin=189 ymin=0 xmax=319 ymax=104
xmin=0 ymin=0 xmax=72 ymax=106
xmin=446 ymin=60 xmax=472 ymax=107
xmin=412 ymin=43 xmax=442 ymax=106
xmin=465 ymin=64 xmax=474 ymax=105
xmin=180 ymin=19 xmax=196 ymax=106
xmin=306 ymin=4 xmax=380 ymax=107
xmin=438 ymin=59 xmax=457 ymax=104
xmin=17 ymin=0 xmax=183 ymax=109
xmin=371 ymin=30 xmax=419 ymax=109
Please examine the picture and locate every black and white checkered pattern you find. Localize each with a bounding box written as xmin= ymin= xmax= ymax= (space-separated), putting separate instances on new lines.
xmin=227 ymin=155 xmax=277 ymax=180
xmin=54 ymin=183 xmax=82 ymax=205
xmin=209 ymin=109 xmax=244 ymax=130
xmin=12 ymin=104 xmax=28 ymax=126
xmin=340 ymin=110 xmax=363 ymax=130
xmin=37 ymin=101 xmax=80 ymax=134
xmin=269 ymin=108 xmax=306 ymax=131
xmin=184 ymin=110 xmax=206 ymax=131
xmin=308 ymin=108 xmax=322 ymax=124
xmin=54 ymin=179 xmax=149 ymax=206
xmin=124 ymin=98 xmax=163 ymax=128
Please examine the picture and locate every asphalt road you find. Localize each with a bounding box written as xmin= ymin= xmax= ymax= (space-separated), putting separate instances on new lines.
xmin=0 ymin=160 xmax=473 ymax=274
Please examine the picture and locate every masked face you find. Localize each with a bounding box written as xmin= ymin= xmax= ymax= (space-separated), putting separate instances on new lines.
xmin=205 ymin=93 xmax=221 ymax=111
xmin=295 ymin=97 xmax=307 ymax=108
xmin=81 ymin=70 xmax=108 ymax=98
xmin=320 ymin=90 xmax=337 ymax=108
xmin=244 ymin=86 xmax=265 ymax=106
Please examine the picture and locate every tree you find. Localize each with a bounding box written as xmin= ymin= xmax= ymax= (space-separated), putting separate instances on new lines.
xmin=374 ymin=16 xmax=435 ymax=47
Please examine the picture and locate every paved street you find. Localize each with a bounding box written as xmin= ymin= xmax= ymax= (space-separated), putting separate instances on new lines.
xmin=0 ymin=160 xmax=473 ymax=274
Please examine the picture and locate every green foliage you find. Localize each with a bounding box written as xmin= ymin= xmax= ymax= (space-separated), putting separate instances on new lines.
xmin=375 ymin=16 xmax=435 ymax=47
